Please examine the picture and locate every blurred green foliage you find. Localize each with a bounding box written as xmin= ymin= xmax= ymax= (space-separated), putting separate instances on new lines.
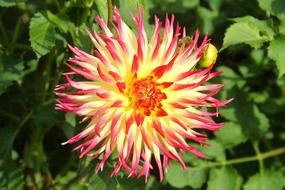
xmin=1 ymin=0 xmax=285 ymax=189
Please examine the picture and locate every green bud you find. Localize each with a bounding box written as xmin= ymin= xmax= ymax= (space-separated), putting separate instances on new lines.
xmin=199 ymin=44 xmax=218 ymax=68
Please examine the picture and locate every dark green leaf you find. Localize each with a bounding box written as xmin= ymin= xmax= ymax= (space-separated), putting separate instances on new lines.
xmin=87 ymin=175 xmax=107 ymax=190
xmin=32 ymin=105 xmax=59 ymax=129
xmin=207 ymin=166 xmax=242 ymax=190
xmin=97 ymin=166 xmax=117 ymax=190
xmin=0 ymin=127 xmax=23 ymax=190
xmin=268 ymin=35 xmax=285 ymax=78
xmin=0 ymin=54 xmax=24 ymax=94
xmin=230 ymin=87 xmax=270 ymax=141
xmin=217 ymin=66 xmax=245 ymax=91
xmin=74 ymin=26 xmax=93 ymax=52
xmin=116 ymin=176 xmax=146 ymax=190
xmin=0 ymin=160 xmax=24 ymax=190
xmin=0 ymin=127 xmax=18 ymax=160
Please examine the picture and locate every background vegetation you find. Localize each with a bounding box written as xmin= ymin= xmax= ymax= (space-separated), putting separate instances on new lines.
xmin=1 ymin=0 xmax=285 ymax=189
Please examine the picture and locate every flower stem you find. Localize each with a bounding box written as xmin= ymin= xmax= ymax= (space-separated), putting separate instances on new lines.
xmin=199 ymin=146 xmax=285 ymax=168
xmin=253 ymin=141 xmax=264 ymax=188
xmin=107 ymin=0 xmax=113 ymax=27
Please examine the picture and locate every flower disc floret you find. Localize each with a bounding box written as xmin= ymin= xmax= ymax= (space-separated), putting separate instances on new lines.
xmin=129 ymin=76 xmax=167 ymax=116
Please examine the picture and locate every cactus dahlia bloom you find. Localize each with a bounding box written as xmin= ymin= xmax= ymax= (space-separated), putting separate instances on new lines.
xmin=55 ymin=7 xmax=230 ymax=181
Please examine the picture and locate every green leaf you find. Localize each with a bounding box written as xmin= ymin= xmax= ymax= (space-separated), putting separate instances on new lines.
xmin=44 ymin=11 xmax=70 ymax=33
xmin=54 ymin=171 xmax=77 ymax=188
xmin=0 ymin=54 xmax=36 ymax=95
xmin=201 ymin=140 xmax=225 ymax=162
xmin=244 ymin=170 xmax=285 ymax=190
xmin=229 ymin=87 xmax=270 ymax=141
xmin=257 ymin=0 xmax=271 ymax=12
xmin=0 ymin=54 xmax=24 ymax=94
xmin=217 ymin=66 xmax=246 ymax=105
xmin=0 ymin=160 xmax=24 ymax=190
xmin=279 ymin=20 xmax=285 ymax=35
xmin=215 ymin=122 xmax=247 ymax=149
xmin=97 ymin=166 xmax=117 ymax=190
xmin=116 ymin=176 xmax=146 ymax=190
xmin=257 ymin=0 xmax=285 ymax=20
xmin=208 ymin=0 xmax=222 ymax=11
xmin=65 ymin=113 xmax=76 ymax=128
xmin=70 ymin=0 xmax=94 ymax=8
xmin=74 ymin=26 xmax=93 ymax=52
xmin=32 ymin=105 xmax=59 ymax=129
xmin=182 ymin=0 xmax=199 ymax=8
xmin=197 ymin=7 xmax=218 ymax=34
xmin=0 ymin=0 xmax=25 ymax=7
xmin=0 ymin=127 xmax=23 ymax=190
xmin=217 ymin=66 xmax=246 ymax=90
xmin=87 ymin=175 xmax=107 ymax=190
xmin=268 ymin=35 xmax=285 ymax=78
xmin=165 ymin=161 xmax=208 ymax=189
xmin=222 ymin=22 xmax=270 ymax=50
xmin=114 ymin=0 xmax=149 ymax=30
xmin=0 ymin=127 xmax=18 ymax=160
xmin=207 ymin=166 xmax=243 ymax=190
xmin=220 ymin=107 xmax=237 ymax=122
xmin=230 ymin=16 xmax=274 ymax=40
xmin=94 ymin=0 xmax=108 ymax=23
xmin=29 ymin=12 xmax=56 ymax=59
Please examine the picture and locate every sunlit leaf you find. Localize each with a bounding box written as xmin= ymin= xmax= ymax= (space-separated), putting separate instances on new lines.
xmin=268 ymin=35 xmax=285 ymax=78
xmin=222 ymin=23 xmax=270 ymax=50
xmin=230 ymin=16 xmax=274 ymax=40
xmin=0 ymin=0 xmax=25 ymax=7
xmin=279 ymin=20 xmax=285 ymax=35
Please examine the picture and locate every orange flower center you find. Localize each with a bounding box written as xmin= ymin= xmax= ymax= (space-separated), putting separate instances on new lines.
xmin=130 ymin=76 xmax=167 ymax=116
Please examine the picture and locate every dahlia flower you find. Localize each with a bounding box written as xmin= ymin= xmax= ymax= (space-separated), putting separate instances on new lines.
xmin=55 ymin=7 xmax=230 ymax=181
